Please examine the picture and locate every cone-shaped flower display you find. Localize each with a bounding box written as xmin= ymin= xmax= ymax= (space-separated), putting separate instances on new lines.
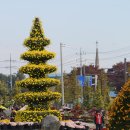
xmin=109 ymin=81 xmax=130 ymax=129
xmin=15 ymin=18 xmax=61 ymax=122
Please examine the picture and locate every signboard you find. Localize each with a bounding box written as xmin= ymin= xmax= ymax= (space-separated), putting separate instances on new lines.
xmin=77 ymin=75 xmax=84 ymax=87
xmin=84 ymin=76 xmax=92 ymax=86
xmin=77 ymin=75 xmax=98 ymax=87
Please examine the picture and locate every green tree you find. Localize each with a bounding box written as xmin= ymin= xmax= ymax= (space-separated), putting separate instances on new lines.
xmin=64 ymin=69 xmax=81 ymax=104
xmin=82 ymin=69 xmax=110 ymax=110
xmin=83 ymin=86 xmax=94 ymax=109
xmin=92 ymin=86 xmax=104 ymax=109
xmin=0 ymin=72 xmax=25 ymax=92
xmin=0 ymin=80 xmax=9 ymax=105
xmin=15 ymin=18 xmax=61 ymax=122
xmin=12 ymin=72 xmax=26 ymax=96
xmin=103 ymin=86 xmax=110 ymax=109
xmin=0 ymin=81 xmax=8 ymax=97
xmin=84 ymin=85 xmax=110 ymax=110
xmin=98 ymin=69 xmax=110 ymax=109
xmin=0 ymin=74 xmax=8 ymax=82
xmin=109 ymin=80 xmax=130 ymax=129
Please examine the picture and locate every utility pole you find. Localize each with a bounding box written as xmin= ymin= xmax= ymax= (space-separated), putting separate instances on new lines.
xmin=80 ymin=48 xmax=83 ymax=76
xmin=95 ymin=41 xmax=99 ymax=69
xmin=95 ymin=41 xmax=99 ymax=91
xmin=124 ymin=58 xmax=127 ymax=83
xmin=83 ymin=59 xmax=87 ymax=76
xmin=79 ymin=48 xmax=86 ymax=103
xmin=60 ymin=43 xmax=65 ymax=106
xmin=10 ymin=54 xmax=13 ymax=92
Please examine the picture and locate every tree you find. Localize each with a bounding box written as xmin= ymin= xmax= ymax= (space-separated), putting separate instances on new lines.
xmin=76 ymin=66 xmax=110 ymax=109
xmin=12 ymin=72 xmax=26 ymax=96
xmin=84 ymin=85 xmax=110 ymax=110
xmin=0 ymin=80 xmax=9 ymax=105
xmin=92 ymin=86 xmax=104 ymax=109
xmin=64 ymin=68 xmax=81 ymax=104
xmin=109 ymin=80 xmax=130 ymax=129
xmin=98 ymin=69 xmax=110 ymax=109
xmin=83 ymin=86 xmax=94 ymax=109
xmin=15 ymin=18 xmax=61 ymax=122
xmin=76 ymin=65 xmax=99 ymax=76
xmin=0 ymin=74 xmax=8 ymax=82
xmin=62 ymin=65 xmax=110 ymax=110
xmin=0 ymin=72 xmax=25 ymax=92
xmin=0 ymin=73 xmax=25 ymax=107
xmin=107 ymin=62 xmax=126 ymax=92
xmin=103 ymin=86 xmax=110 ymax=109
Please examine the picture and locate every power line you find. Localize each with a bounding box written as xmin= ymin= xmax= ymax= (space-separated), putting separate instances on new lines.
xmin=0 ymin=45 xmax=130 ymax=76
xmin=101 ymin=52 xmax=130 ymax=60
xmin=0 ymin=60 xmax=17 ymax=62
xmin=62 ymin=42 xmax=130 ymax=54
xmin=0 ymin=66 xmax=17 ymax=68
xmin=85 ymin=45 xmax=130 ymax=54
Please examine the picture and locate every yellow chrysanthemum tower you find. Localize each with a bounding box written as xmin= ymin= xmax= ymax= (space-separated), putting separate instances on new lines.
xmin=15 ymin=18 xmax=61 ymax=122
xmin=109 ymin=80 xmax=130 ymax=129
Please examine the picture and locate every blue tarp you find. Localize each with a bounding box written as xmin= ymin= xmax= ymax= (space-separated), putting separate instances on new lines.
xmin=109 ymin=91 xmax=117 ymax=97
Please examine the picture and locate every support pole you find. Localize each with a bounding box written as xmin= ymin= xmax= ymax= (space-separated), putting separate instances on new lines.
xmin=124 ymin=58 xmax=127 ymax=83
xmin=60 ymin=43 xmax=64 ymax=106
xmin=80 ymin=48 xmax=83 ymax=103
xmin=10 ymin=54 xmax=12 ymax=92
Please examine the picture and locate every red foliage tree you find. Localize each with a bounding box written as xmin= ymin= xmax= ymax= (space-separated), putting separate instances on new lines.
xmin=70 ymin=104 xmax=83 ymax=119
xmin=107 ymin=62 xmax=125 ymax=92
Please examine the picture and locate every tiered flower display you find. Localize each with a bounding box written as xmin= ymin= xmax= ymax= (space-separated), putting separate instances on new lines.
xmin=109 ymin=80 xmax=130 ymax=129
xmin=15 ymin=18 xmax=61 ymax=122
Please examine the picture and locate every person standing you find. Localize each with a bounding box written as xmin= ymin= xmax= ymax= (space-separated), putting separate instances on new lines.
xmin=94 ymin=111 xmax=104 ymax=130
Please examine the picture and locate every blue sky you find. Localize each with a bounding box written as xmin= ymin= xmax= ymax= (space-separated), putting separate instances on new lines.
xmin=0 ymin=0 xmax=130 ymax=74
